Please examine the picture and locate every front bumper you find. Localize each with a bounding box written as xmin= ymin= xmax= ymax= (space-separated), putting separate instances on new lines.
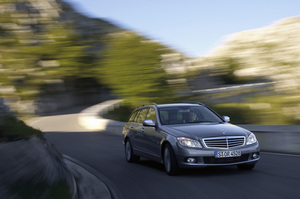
xmin=174 ymin=142 xmax=260 ymax=168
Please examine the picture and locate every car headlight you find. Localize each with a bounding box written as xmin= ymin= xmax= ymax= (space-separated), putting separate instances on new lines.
xmin=246 ymin=133 xmax=257 ymax=145
xmin=177 ymin=137 xmax=202 ymax=148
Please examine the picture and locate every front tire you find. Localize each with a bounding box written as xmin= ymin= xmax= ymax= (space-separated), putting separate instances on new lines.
xmin=125 ymin=140 xmax=140 ymax=163
xmin=163 ymin=144 xmax=179 ymax=175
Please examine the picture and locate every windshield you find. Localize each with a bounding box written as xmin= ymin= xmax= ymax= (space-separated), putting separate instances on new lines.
xmin=158 ymin=106 xmax=223 ymax=125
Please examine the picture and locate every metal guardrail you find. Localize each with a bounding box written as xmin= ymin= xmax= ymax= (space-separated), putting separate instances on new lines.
xmin=180 ymin=82 xmax=274 ymax=95
xmin=78 ymin=99 xmax=124 ymax=132
xmin=239 ymin=125 xmax=300 ymax=155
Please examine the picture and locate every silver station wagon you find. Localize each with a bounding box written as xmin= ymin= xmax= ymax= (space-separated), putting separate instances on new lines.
xmin=122 ymin=103 xmax=260 ymax=175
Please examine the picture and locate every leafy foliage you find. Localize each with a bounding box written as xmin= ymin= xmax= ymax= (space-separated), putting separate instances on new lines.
xmin=0 ymin=0 xmax=98 ymax=101
xmin=0 ymin=116 xmax=43 ymax=141
xmin=99 ymin=32 xmax=174 ymax=106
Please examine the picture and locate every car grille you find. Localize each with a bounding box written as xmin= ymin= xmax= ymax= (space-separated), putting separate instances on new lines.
xmin=202 ymin=136 xmax=245 ymax=149
xmin=203 ymin=154 xmax=249 ymax=164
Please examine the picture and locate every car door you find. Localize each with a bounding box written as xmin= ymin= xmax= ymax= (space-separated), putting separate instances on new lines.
xmin=143 ymin=108 xmax=164 ymax=159
xmin=125 ymin=110 xmax=139 ymax=148
xmin=133 ymin=108 xmax=149 ymax=152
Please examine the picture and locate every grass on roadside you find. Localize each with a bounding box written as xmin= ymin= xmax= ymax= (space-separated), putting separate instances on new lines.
xmin=0 ymin=116 xmax=43 ymax=141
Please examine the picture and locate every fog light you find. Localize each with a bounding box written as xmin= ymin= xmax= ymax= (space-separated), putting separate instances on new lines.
xmin=252 ymin=153 xmax=259 ymax=159
xmin=187 ymin=158 xmax=197 ymax=163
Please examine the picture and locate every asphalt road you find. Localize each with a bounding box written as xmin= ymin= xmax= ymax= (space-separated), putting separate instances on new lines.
xmin=29 ymin=113 xmax=300 ymax=199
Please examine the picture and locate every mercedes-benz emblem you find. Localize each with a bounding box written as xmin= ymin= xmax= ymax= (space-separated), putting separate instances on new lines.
xmin=222 ymin=129 xmax=226 ymax=135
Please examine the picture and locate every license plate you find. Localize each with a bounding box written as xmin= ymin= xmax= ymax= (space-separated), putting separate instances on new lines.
xmin=215 ymin=151 xmax=241 ymax=158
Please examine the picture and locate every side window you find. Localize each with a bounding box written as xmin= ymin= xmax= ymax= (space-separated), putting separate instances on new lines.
xmin=128 ymin=111 xmax=138 ymax=122
xmin=137 ymin=108 xmax=149 ymax=123
xmin=146 ymin=108 xmax=157 ymax=122
xmin=159 ymin=110 xmax=169 ymax=125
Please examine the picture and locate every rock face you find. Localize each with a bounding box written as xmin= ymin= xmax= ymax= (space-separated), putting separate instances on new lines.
xmin=0 ymin=0 xmax=121 ymax=39
xmin=1 ymin=98 xmax=75 ymax=198
xmin=200 ymin=17 xmax=300 ymax=93
xmin=0 ymin=0 xmax=121 ymax=115
xmin=1 ymin=96 xmax=75 ymax=198
xmin=0 ymin=136 xmax=76 ymax=199
xmin=57 ymin=0 xmax=122 ymax=52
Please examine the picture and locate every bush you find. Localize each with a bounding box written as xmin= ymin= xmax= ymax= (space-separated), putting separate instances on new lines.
xmin=101 ymin=102 xmax=134 ymax=122
xmin=212 ymin=103 xmax=253 ymax=124
xmin=0 ymin=116 xmax=43 ymax=141
xmin=212 ymin=102 xmax=299 ymax=125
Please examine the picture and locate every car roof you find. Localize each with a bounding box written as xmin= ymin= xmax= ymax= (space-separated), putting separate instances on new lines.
xmin=135 ymin=103 xmax=205 ymax=110
xmin=156 ymin=103 xmax=203 ymax=108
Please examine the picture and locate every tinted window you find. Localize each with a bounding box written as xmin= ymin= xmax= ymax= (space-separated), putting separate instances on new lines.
xmin=137 ymin=108 xmax=149 ymax=123
xmin=146 ymin=108 xmax=157 ymax=122
xmin=158 ymin=106 xmax=223 ymax=125
xmin=128 ymin=111 xmax=138 ymax=122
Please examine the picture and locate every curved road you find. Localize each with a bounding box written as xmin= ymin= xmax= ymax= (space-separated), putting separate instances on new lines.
xmin=28 ymin=112 xmax=300 ymax=199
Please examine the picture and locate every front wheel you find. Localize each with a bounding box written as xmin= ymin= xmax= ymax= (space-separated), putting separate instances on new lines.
xmin=163 ymin=144 xmax=179 ymax=175
xmin=125 ymin=140 xmax=140 ymax=163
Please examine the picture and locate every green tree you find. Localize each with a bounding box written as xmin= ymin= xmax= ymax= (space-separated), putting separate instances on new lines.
xmin=33 ymin=23 xmax=95 ymax=79
xmin=0 ymin=0 xmax=96 ymax=99
xmin=100 ymin=32 xmax=173 ymax=106
xmin=218 ymin=57 xmax=242 ymax=84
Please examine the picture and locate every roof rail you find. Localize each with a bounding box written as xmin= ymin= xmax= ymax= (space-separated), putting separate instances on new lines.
xmin=137 ymin=102 xmax=158 ymax=108
xmin=174 ymin=100 xmax=205 ymax=106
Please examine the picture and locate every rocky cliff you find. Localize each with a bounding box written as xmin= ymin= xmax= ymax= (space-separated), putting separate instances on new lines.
xmin=0 ymin=0 xmax=122 ymax=115
xmin=191 ymin=16 xmax=300 ymax=93
xmin=0 ymin=137 xmax=76 ymax=198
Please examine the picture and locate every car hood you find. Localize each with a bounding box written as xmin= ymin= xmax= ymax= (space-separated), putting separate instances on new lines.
xmin=161 ymin=123 xmax=250 ymax=139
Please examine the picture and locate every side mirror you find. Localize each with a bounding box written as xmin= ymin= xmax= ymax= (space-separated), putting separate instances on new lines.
xmin=222 ymin=116 xmax=230 ymax=123
xmin=143 ymin=119 xmax=156 ymax=127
